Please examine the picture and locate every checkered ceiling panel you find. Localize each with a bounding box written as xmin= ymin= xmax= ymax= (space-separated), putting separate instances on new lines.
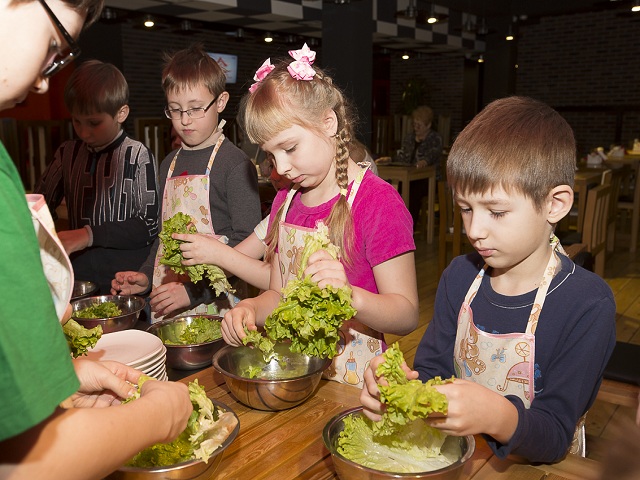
xmin=103 ymin=0 xmax=485 ymax=53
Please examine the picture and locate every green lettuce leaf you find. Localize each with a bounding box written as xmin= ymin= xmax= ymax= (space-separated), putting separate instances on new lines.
xmin=159 ymin=213 xmax=234 ymax=297
xmin=164 ymin=316 xmax=222 ymax=345
xmin=62 ymin=318 xmax=102 ymax=358
xmin=263 ymin=223 xmax=356 ymax=358
xmin=373 ymin=343 xmax=451 ymax=436
xmin=337 ymin=413 xmax=449 ymax=473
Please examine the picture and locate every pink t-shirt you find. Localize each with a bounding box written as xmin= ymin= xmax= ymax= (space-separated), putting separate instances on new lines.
xmin=268 ymin=170 xmax=415 ymax=293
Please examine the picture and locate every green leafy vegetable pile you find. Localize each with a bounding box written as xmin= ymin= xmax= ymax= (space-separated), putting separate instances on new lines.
xmin=62 ymin=318 xmax=102 ymax=358
xmin=125 ymin=379 xmax=238 ymax=468
xmin=164 ymin=317 xmax=223 ymax=345
xmin=159 ymin=212 xmax=234 ymax=297
xmin=245 ymin=223 xmax=356 ymax=360
xmin=74 ymin=301 xmax=122 ymax=319
xmin=337 ymin=344 xmax=454 ymax=473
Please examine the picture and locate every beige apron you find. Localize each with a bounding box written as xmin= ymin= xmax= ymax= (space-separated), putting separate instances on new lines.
xmin=453 ymin=239 xmax=585 ymax=456
xmin=151 ymin=136 xmax=238 ymax=322
xmin=27 ymin=194 xmax=73 ymax=323
xmin=277 ymin=168 xmax=381 ymax=388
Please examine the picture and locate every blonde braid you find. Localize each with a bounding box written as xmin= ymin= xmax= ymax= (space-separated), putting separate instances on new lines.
xmin=325 ymin=124 xmax=354 ymax=265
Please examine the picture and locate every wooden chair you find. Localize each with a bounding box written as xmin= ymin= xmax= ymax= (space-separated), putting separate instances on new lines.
xmin=16 ymin=119 xmax=74 ymax=191
xmin=438 ymin=181 xmax=470 ymax=275
xmin=372 ymin=115 xmax=392 ymax=157
xmin=603 ymin=164 xmax=631 ymax=252
xmin=134 ymin=117 xmax=172 ymax=165
xmin=581 ymin=184 xmax=611 ymax=277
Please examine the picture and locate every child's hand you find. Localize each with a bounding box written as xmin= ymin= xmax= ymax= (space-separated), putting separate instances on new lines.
xmin=422 ymin=379 xmax=518 ymax=443
xmin=58 ymin=228 xmax=90 ymax=255
xmin=173 ymin=233 xmax=228 ymax=266
xmin=149 ymin=282 xmax=190 ymax=317
xmin=70 ymin=359 xmax=141 ymax=408
xmin=222 ymin=302 xmax=257 ymax=346
xmin=111 ymin=271 xmax=149 ymax=295
xmin=304 ymin=249 xmax=350 ymax=290
xmin=360 ymin=355 xmax=418 ymax=421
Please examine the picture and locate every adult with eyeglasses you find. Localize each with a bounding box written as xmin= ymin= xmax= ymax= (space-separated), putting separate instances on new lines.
xmin=111 ymin=43 xmax=261 ymax=322
xmin=0 ymin=0 xmax=193 ymax=478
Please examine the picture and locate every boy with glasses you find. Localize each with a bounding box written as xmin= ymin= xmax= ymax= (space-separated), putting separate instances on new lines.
xmin=0 ymin=0 xmax=193 ymax=477
xmin=36 ymin=60 xmax=160 ymax=296
xmin=112 ymin=43 xmax=261 ymax=321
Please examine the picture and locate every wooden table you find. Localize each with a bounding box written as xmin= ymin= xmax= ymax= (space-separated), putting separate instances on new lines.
xmin=377 ymin=164 xmax=437 ymax=243
xmin=607 ymin=154 xmax=640 ymax=252
xmin=179 ymin=366 xmax=602 ymax=480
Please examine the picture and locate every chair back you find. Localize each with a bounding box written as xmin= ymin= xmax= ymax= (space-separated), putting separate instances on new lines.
xmin=372 ymin=115 xmax=391 ymax=156
xmin=582 ymin=184 xmax=611 ymax=277
xmin=16 ymin=119 xmax=74 ymax=191
xmin=437 ymin=114 xmax=451 ymax=148
xmin=605 ymin=164 xmax=631 ymax=251
xmin=438 ymin=181 xmax=467 ymax=275
xmin=135 ymin=117 xmax=172 ymax=165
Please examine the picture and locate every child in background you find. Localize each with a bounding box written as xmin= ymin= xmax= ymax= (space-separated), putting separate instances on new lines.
xmin=112 ymin=43 xmax=261 ymax=321
xmin=36 ymin=60 xmax=159 ymax=295
xmin=220 ymin=45 xmax=419 ymax=388
xmin=360 ymin=96 xmax=616 ymax=463
xmin=0 ymin=1 xmax=192 ymax=477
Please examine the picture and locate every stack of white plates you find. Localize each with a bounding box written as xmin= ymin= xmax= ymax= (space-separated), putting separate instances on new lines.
xmin=86 ymin=329 xmax=168 ymax=381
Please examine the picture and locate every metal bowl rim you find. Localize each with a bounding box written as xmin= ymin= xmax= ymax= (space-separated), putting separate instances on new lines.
xmin=322 ymin=406 xmax=476 ymax=478
xmin=146 ymin=315 xmax=224 ymax=347
xmin=116 ymin=397 xmax=240 ymax=473
xmin=71 ymin=294 xmax=145 ymax=321
xmin=212 ymin=344 xmax=332 ymax=384
xmin=71 ymin=280 xmax=99 ymax=300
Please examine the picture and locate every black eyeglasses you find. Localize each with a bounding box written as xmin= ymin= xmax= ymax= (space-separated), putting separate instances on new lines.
xmin=37 ymin=0 xmax=82 ymax=78
xmin=164 ymin=98 xmax=217 ymax=120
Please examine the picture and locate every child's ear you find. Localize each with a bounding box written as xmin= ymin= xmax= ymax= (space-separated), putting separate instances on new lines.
xmin=547 ymin=184 xmax=574 ymax=224
xmin=216 ymin=92 xmax=229 ymax=113
xmin=322 ymin=108 xmax=338 ymax=137
xmin=116 ymin=105 xmax=130 ymax=124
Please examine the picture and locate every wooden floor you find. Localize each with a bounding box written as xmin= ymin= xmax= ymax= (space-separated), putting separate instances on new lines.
xmin=386 ymin=219 xmax=640 ymax=463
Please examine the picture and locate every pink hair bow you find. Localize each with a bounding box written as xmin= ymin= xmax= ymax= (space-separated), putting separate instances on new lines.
xmin=287 ymin=43 xmax=316 ymax=81
xmin=249 ymin=58 xmax=275 ymax=93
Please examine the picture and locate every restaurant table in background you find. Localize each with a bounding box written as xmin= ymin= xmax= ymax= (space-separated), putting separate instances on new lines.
xmin=607 ymin=153 xmax=640 ymax=252
xmin=176 ymin=365 xmax=602 ymax=480
xmin=377 ymin=163 xmax=436 ymax=243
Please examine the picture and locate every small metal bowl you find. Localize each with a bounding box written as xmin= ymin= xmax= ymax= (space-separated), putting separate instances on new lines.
xmin=323 ymin=407 xmax=475 ymax=480
xmin=108 ymin=398 xmax=239 ymax=480
xmin=146 ymin=315 xmax=225 ymax=370
xmin=71 ymin=295 xmax=145 ymax=334
xmin=71 ymin=280 xmax=99 ymax=301
xmin=212 ymin=343 xmax=331 ymax=411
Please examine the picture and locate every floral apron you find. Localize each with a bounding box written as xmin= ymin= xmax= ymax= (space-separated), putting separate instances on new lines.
xmin=453 ymin=240 xmax=586 ymax=456
xmin=151 ymin=136 xmax=237 ymax=322
xmin=27 ymin=194 xmax=73 ymax=323
xmin=277 ymin=168 xmax=381 ymax=388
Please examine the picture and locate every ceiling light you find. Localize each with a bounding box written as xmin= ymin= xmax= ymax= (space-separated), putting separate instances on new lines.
xmin=478 ymin=54 xmax=484 ymax=63
xmin=632 ymin=1 xmax=640 ymax=12
xmin=505 ymin=24 xmax=514 ymax=41
xmin=143 ymin=15 xmax=154 ymax=28
xmin=402 ymin=52 xmax=410 ymax=60
xmin=427 ymin=5 xmax=437 ymax=24
xmin=264 ymin=32 xmax=273 ymax=43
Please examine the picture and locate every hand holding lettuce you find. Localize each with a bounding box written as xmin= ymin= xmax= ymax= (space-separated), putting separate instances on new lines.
xmin=244 ymin=223 xmax=356 ymax=360
xmin=337 ymin=344 xmax=454 ymax=473
xmin=159 ymin=213 xmax=234 ymax=297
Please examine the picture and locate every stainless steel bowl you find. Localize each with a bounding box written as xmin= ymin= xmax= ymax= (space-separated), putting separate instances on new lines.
xmin=108 ymin=398 xmax=239 ymax=480
xmin=212 ymin=343 xmax=331 ymax=411
xmin=323 ymin=407 xmax=475 ymax=480
xmin=71 ymin=295 xmax=145 ymax=334
xmin=71 ymin=280 xmax=98 ymax=301
xmin=146 ymin=315 xmax=225 ymax=370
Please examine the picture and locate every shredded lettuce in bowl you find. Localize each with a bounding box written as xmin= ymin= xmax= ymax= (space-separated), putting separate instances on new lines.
xmin=124 ymin=378 xmax=238 ymax=468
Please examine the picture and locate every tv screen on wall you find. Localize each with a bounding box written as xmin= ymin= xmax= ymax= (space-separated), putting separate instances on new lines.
xmin=208 ymin=53 xmax=238 ymax=84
